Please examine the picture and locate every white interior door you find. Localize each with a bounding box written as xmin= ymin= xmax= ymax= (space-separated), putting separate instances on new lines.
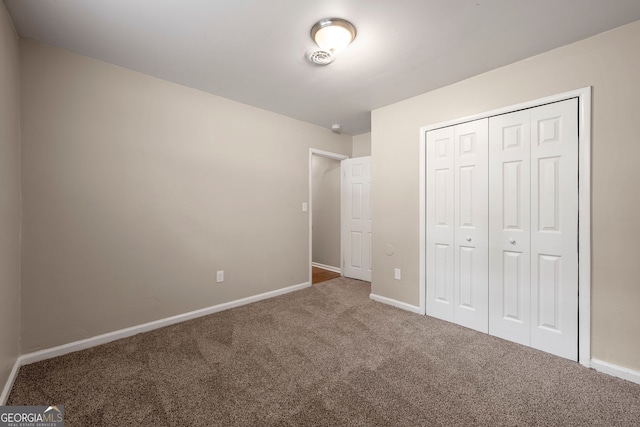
xmin=426 ymin=119 xmax=488 ymax=332
xmin=453 ymin=120 xmax=489 ymax=333
xmin=529 ymin=99 xmax=578 ymax=360
xmin=489 ymin=99 xmax=578 ymax=360
xmin=426 ymin=127 xmax=455 ymax=321
xmin=342 ymin=157 xmax=372 ymax=282
xmin=488 ymin=110 xmax=532 ymax=346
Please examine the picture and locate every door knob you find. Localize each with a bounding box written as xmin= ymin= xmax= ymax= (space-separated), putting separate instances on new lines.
xmin=466 ymin=236 xmax=472 ymax=242
xmin=509 ymin=238 xmax=516 ymax=244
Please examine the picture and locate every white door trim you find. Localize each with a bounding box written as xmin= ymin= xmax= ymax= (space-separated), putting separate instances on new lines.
xmin=419 ymin=87 xmax=592 ymax=366
xmin=309 ymin=149 xmax=349 ymax=284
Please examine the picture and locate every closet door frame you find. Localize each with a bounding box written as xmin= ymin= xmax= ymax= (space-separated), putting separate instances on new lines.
xmin=419 ymin=87 xmax=592 ymax=367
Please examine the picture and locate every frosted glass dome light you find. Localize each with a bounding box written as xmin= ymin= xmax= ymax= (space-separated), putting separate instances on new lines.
xmin=310 ymin=18 xmax=356 ymax=54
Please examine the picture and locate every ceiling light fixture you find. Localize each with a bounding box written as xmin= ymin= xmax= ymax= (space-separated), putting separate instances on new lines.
xmin=307 ymin=18 xmax=356 ymax=65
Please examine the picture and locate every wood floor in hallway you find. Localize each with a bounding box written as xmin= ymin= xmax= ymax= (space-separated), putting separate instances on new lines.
xmin=312 ymin=266 xmax=341 ymax=284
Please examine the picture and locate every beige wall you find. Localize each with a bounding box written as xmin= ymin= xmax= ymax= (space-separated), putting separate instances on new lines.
xmin=312 ymin=155 xmax=341 ymax=269
xmin=0 ymin=3 xmax=21 ymax=393
xmin=372 ymin=20 xmax=640 ymax=371
xmin=352 ymin=132 xmax=371 ymax=157
xmin=19 ymin=40 xmax=352 ymax=352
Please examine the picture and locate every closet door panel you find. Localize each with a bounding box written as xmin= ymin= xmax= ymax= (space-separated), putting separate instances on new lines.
xmin=530 ymin=99 xmax=578 ymax=360
xmin=426 ymin=127 xmax=455 ymax=322
xmin=453 ymin=119 xmax=489 ymax=333
xmin=489 ymin=111 xmax=532 ymax=346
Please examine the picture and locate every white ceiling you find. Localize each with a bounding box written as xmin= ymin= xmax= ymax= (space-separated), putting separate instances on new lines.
xmin=6 ymin=0 xmax=640 ymax=135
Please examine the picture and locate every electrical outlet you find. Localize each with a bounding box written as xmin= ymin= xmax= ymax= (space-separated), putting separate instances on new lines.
xmin=302 ymin=202 xmax=308 ymax=212
xmin=216 ymin=270 xmax=224 ymax=283
xmin=394 ymin=268 xmax=401 ymax=280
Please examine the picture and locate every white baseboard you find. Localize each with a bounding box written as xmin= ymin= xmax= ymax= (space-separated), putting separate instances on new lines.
xmin=591 ymin=358 xmax=640 ymax=385
xmin=369 ymin=293 xmax=421 ymax=314
xmin=7 ymin=280 xmax=311 ymax=389
xmin=1 ymin=358 xmax=22 ymax=405
xmin=312 ymin=262 xmax=341 ymax=274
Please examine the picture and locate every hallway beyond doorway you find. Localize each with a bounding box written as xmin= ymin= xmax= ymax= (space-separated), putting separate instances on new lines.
xmin=312 ymin=266 xmax=340 ymax=284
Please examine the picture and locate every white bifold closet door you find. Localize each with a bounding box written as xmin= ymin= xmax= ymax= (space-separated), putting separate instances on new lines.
xmin=426 ymin=119 xmax=489 ymax=333
xmin=489 ymin=99 xmax=578 ymax=360
xmin=426 ymin=98 xmax=579 ymax=361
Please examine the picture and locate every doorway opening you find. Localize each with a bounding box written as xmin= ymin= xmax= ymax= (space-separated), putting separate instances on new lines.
xmin=309 ymin=149 xmax=348 ymax=284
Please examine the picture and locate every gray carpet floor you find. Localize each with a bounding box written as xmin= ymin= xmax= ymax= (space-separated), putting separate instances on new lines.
xmin=8 ymin=277 xmax=640 ymax=426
